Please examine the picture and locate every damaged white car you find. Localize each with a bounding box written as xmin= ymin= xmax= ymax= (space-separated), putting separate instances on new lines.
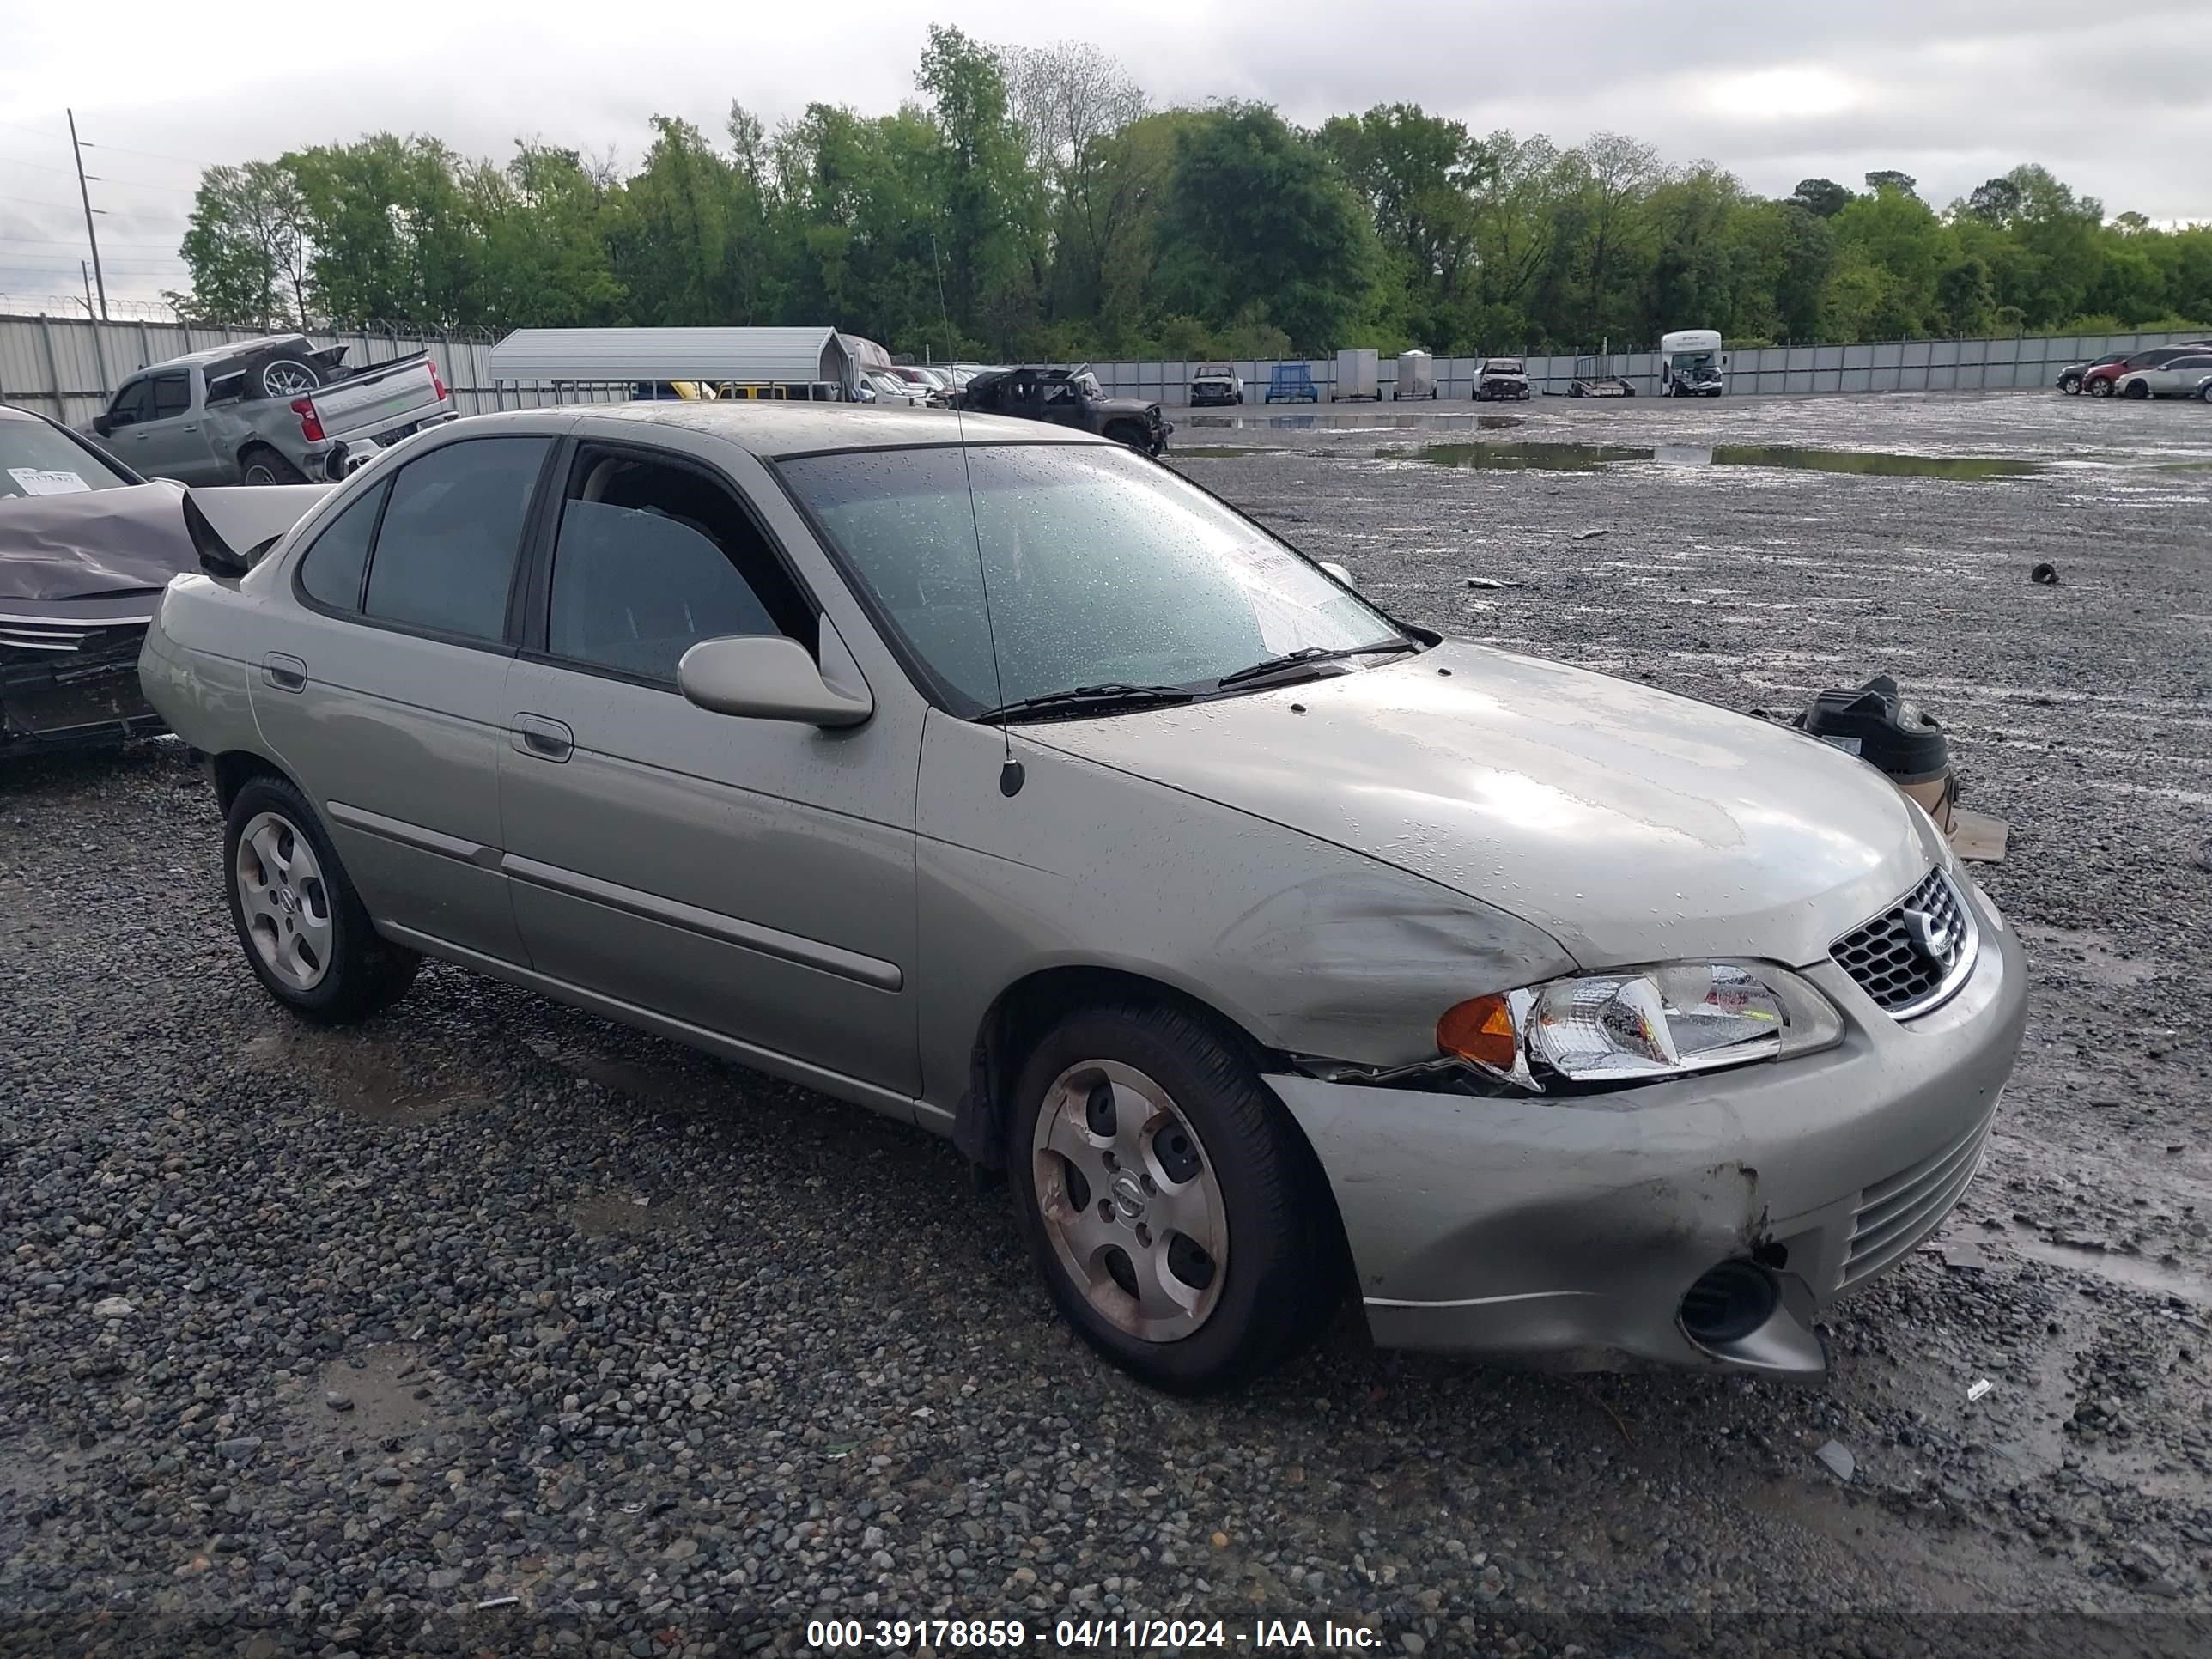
xmin=139 ymin=404 xmax=2027 ymax=1393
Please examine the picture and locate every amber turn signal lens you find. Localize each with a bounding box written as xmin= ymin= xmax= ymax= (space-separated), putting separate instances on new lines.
xmin=1437 ymin=994 xmax=1518 ymax=1069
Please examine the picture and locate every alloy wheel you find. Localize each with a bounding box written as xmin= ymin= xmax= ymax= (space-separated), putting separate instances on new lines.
xmin=1030 ymin=1059 xmax=1229 ymax=1342
xmin=234 ymin=811 xmax=334 ymax=990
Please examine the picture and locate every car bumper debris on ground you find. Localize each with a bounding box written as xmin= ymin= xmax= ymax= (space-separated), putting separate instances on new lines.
xmin=3 ymin=392 xmax=2209 ymax=1655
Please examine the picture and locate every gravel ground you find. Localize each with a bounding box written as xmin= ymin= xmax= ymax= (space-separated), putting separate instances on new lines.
xmin=3 ymin=391 xmax=2209 ymax=1657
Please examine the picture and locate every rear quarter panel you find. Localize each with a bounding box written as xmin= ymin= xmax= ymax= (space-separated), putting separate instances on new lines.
xmin=137 ymin=574 xmax=276 ymax=760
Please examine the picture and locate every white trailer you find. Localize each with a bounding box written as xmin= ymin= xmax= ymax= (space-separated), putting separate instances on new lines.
xmin=1658 ymin=329 xmax=1726 ymax=397
xmin=1333 ymin=348 xmax=1380 ymax=401
xmin=1394 ymin=349 xmax=1436 ymax=400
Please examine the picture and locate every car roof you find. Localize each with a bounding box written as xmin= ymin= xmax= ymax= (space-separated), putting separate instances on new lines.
xmin=519 ymin=400 xmax=1109 ymax=457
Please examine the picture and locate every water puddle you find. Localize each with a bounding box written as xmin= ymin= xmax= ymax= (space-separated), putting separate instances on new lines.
xmin=1407 ymin=441 xmax=2042 ymax=480
xmin=2006 ymin=1236 xmax=2212 ymax=1309
xmin=1182 ymin=411 xmax=1528 ymax=433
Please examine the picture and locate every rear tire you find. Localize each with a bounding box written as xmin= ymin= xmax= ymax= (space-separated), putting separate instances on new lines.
xmin=2058 ymin=374 xmax=2081 ymax=395
xmin=1007 ymin=1000 xmax=1341 ymax=1395
xmin=223 ymin=775 xmax=418 ymax=1024
xmin=2122 ymin=380 xmax=2150 ymax=400
xmin=239 ymin=445 xmax=308 ymax=486
xmin=2087 ymin=378 xmax=2113 ymax=398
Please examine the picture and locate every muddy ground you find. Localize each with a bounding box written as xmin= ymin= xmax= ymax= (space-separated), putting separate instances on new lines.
xmin=2 ymin=390 xmax=2209 ymax=1656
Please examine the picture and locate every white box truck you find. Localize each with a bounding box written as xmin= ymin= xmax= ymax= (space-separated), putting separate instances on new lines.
xmin=1658 ymin=329 xmax=1726 ymax=397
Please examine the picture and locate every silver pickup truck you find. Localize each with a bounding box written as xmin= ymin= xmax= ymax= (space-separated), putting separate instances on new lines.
xmin=88 ymin=335 xmax=457 ymax=486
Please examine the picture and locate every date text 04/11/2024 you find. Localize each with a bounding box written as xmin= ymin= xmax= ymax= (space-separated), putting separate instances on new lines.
xmin=803 ymin=1618 xmax=1384 ymax=1650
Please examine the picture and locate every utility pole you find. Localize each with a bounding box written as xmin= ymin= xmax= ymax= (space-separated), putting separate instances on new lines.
xmin=67 ymin=108 xmax=109 ymax=321
xmin=79 ymin=259 xmax=94 ymax=319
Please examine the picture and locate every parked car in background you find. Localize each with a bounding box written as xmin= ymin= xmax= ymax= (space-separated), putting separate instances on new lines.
xmin=143 ymin=402 xmax=2023 ymax=1395
xmin=1188 ymin=364 xmax=1243 ymax=406
xmin=2081 ymin=343 xmax=2212 ymax=397
xmin=863 ymin=370 xmax=931 ymax=407
xmin=3 ymin=403 xmax=328 ymax=758
xmin=2113 ymin=350 xmax=2212 ymax=399
xmin=955 ymin=367 xmax=1170 ymax=453
xmin=89 ymin=335 xmax=455 ymax=485
xmin=1476 ymin=358 xmax=1533 ymax=401
xmin=2055 ymin=353 xmax=2128 ymax=394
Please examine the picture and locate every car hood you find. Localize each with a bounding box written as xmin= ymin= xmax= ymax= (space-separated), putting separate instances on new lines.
xmin=1023 ymin=641 xmax=1938 ymax=969
xmin=0 ymin=480 xmax=331 ymax=602
xmin=1098 ymin=398 xmax=1159 ymax=416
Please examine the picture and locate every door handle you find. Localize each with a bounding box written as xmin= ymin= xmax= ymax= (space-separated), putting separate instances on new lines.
xmin=179 ymin=424 xmax=198 ymax=433
xmin=510 ymin=714 xmax=574 ymax=763
xmin=261 ymin=653 xmax=307 ymax=692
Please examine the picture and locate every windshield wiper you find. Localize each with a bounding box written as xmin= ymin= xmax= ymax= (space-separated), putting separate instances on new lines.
xmin=1213 ymin=639 xmax=1419 ymax=691
xmin=976 ymin=683 xmax=1198 ymax=724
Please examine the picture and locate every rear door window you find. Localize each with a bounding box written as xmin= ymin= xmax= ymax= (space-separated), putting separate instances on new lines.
xmin=149 ymin=374 xmax=191 ymax=420
xmin=361 ymin=437 xmax=550 ymax=644
xmin=295 ymin=481 xmax=388 ymax=612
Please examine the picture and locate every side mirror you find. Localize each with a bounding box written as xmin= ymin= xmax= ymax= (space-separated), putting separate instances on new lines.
xmin=678 ymin=635 xmax=872 ymax=728
xmin=1318 ymin=560 xmax=1357 ymax=590
xmin=91 ymin=414 xmax=114 ymax=436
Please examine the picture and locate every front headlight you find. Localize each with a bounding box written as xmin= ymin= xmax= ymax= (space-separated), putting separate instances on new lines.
xmin=1437 ymin=961 xmax=1844 ymax=1094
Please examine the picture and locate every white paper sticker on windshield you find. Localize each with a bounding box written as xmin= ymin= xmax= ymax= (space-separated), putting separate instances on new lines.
xmin=8 ymin=467 xmax=92 ymax=495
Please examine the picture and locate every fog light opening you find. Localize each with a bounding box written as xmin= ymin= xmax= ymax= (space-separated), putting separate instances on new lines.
xmin=1680 ymin=1260 xmax=1780 ymax=1347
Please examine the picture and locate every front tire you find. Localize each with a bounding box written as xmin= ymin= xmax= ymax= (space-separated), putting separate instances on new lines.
xmin=223 ymin=776 xmax=418 ymax=1024
xmin=1008 ymin=1001 xmax=1340 ymax=1395
xmin=2087 ymin=378 xmax=2114 ymax=398
xmin=2058 ymin=375 xmax=2081 ymax=395
xmin=2122 ymin=379 xmax=2151 ymax=400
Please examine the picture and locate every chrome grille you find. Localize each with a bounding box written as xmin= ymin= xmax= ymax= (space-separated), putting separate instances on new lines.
xmin=1831 ymin=867 xmax=1977 ymax=1018
xmin=0 ymin=619 xmax=149 ymax=682
xmin=1841 ymin=1107 xmax=1994 ymax=1289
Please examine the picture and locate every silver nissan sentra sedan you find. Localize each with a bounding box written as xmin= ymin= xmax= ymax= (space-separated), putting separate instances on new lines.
xmin=139 ymin=403 xmax=2027 ymax=1395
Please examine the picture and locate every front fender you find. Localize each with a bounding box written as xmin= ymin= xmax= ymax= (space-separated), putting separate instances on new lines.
xmin=914 ymin=711 xmax=1576 ymax=1121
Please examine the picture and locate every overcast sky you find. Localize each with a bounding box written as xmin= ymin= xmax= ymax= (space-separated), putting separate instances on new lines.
xmin=2 ymin=0 xmax=2207 ymax=309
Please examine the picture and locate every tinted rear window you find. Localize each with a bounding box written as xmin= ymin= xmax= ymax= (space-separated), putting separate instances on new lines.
xmin=362 ymin=438 xmax=548 ymax=642
xmin=295 ymin=482 xmax=386 ymax=611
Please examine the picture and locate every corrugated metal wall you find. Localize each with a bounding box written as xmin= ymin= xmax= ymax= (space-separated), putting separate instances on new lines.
xmin=2 ymin=312 xmax=2203 ymax=425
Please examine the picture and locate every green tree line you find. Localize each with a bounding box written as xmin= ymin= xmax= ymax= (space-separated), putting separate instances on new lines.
xmin=172 ymin=26 xmax=2212 ymax=360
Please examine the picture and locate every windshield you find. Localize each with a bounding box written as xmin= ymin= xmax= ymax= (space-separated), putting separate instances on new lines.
xmin=1 ymin=418 xmax=134 ymax=497
xmin=779 ymin=442 xmax=1406 ymax=714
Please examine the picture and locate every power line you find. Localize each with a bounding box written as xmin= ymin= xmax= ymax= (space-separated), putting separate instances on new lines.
xmin=0 ymin=157 xmax=199 ymax=196
xmin=0 ymin=234 xmax=183 ymax=248
xmin=81 ymin=137 xmax=220 ymax=168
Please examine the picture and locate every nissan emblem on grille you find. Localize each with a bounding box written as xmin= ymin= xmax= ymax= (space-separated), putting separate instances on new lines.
xmin=1831 ymin=869 xmax=1978 ymax=1019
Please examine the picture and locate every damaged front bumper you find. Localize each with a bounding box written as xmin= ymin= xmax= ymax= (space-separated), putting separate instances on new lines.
xmin=1266 ymin=885 xmax=2027 ymax=1379
xmin=1 ymin=599 xmax=161 ymax=758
